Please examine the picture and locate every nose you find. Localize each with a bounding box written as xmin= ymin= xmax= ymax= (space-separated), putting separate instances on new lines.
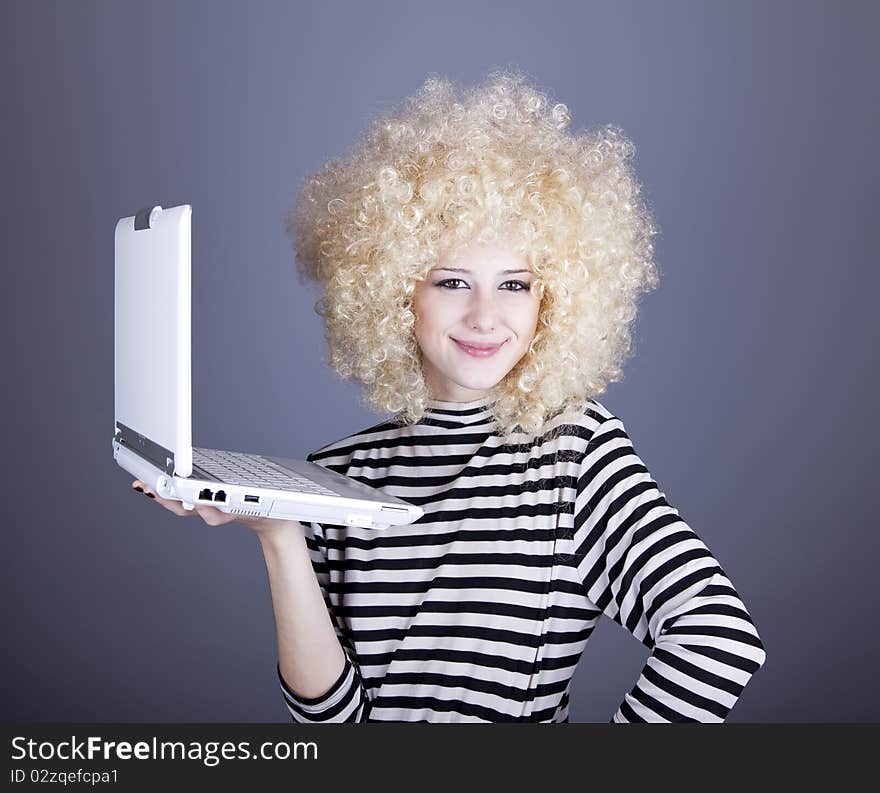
xmin=464 ymin=285 xmax=497 ymax=332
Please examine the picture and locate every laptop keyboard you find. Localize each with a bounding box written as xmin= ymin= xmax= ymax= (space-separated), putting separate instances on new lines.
xmin=191 ymin=447 xmax=338 ymax=496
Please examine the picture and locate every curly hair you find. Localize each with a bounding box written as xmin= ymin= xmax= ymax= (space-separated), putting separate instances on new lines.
xmin=284 ymin=68 xmax=660 ymax=445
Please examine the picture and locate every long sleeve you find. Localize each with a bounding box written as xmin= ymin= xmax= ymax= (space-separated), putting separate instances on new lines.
xmin=277 ymin=519 xmax=370 ymax=723
xmin=572 ymin=413 xmax=766 ymax=722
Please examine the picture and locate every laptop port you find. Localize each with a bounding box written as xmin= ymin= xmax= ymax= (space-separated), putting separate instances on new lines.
xmin=198 ymin=488 xmax=214 ymax=501
xmin=243 ymin=495 xmax=260 ymax=504
xmin=214 ymin=490 xmax=227 ymax=503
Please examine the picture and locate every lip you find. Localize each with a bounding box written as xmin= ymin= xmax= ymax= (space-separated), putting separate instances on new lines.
xmin=452 ymin=338 xmax=506 ymax=357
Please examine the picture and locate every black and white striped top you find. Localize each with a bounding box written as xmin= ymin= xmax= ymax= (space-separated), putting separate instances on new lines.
xmin=277 ymin=396 xmax=766 ymax=722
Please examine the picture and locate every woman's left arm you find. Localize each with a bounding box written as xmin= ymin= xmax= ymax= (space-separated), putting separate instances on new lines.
xmin=572 ymin=412 xmax=767 ymax=722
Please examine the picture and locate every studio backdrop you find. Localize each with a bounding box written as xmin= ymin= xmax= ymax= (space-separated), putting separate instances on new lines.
xmin=2 ymin=0 xmax=877 ymax=723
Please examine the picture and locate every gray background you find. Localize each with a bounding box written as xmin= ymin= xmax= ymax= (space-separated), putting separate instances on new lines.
xmin=3 ymin=0 xmax=877 ymax=722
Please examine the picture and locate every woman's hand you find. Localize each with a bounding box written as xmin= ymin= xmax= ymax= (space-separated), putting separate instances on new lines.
xmin=129 ymin=479 xmax=303 ymax=541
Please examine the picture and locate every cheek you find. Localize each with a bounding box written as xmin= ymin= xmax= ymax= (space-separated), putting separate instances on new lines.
xmin=516 ymin=300 xmax=541 ymax=339
xmin=414 ymin=295 xmax=449 ymax=334
xmin=413 ymin=306 xmax=440 ymax=348
xmin=530 ymin=306 xmax=541 ymax=335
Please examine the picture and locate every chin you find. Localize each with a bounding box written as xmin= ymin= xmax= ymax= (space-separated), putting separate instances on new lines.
xmin=430 ymin=355 xmax=515 ymax=394
xmin=453 ymin=375 xmax=506 ymax=391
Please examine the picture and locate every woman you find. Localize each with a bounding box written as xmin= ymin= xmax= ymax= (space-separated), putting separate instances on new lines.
xmin=132 ymin=70 xmax=766 ymax=722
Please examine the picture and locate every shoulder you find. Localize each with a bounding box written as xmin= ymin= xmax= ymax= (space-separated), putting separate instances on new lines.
xmin=306 ymin=414 xmax=409 ymax=465
xmin=486 ymin=398 xmax=621 ymax=466
xmin=535 ymin=396 xmax=618 ymax=448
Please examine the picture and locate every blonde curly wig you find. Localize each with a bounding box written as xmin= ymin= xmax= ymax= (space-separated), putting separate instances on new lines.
xmin=284 ymin=68 xmax=660 ymax=445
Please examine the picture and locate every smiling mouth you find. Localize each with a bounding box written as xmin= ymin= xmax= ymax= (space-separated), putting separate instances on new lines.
xmin=452 ymin=338 xmax=506 ymax=356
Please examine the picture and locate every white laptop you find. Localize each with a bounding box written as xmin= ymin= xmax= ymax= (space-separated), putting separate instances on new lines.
xmin=112 ymin=203 xmax=423 ymax=530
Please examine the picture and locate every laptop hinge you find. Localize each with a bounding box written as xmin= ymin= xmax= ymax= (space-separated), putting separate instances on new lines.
xmin=115 ymin=422 xmax=176 ymax=475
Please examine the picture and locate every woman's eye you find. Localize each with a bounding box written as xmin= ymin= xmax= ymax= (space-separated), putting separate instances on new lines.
xmin=434 ymin=279 xmax=531 ymax=292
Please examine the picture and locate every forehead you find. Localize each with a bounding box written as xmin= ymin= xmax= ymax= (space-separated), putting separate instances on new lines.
xmin=433 ymin=239 xmax=533 ymax=271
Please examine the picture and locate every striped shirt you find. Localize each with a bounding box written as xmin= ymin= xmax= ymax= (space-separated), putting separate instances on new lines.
xmin=277 ymin=396 xmax=766 ymax=722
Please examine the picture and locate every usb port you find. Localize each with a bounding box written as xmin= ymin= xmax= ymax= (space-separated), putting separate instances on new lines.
xmin=243 ymin=495 xmax=260 ymax=504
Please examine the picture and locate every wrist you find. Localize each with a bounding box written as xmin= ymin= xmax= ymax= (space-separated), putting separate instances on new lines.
xmin=257 ymin=522 xmax=306 ymax=554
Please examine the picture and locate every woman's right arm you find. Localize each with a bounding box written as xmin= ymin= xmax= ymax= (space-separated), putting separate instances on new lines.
xmin=258 ymin=526 xmax=347 ymax=700
xmin=130 ymin=479 xmax=369 ymax=722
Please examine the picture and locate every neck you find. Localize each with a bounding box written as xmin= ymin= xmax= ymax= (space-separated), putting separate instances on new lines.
xmin=422 ymin=394 xmax=497 ymax=428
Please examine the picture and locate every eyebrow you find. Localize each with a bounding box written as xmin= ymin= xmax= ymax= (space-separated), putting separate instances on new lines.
xmin=432 ymin=267 xmax=532 ymax=275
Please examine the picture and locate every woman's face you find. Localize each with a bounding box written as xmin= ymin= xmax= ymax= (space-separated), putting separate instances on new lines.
xmin=412 ymin=237 xmax=541 ymax=402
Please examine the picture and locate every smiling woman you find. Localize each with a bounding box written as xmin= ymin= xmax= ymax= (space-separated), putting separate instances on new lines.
xmin=259 ymin=69 xmax=767 ymax=723
xmin=286 ymin=68 xmax=660 ymax=443
xmin=412 ymin=236 xmax=542 ymax=402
